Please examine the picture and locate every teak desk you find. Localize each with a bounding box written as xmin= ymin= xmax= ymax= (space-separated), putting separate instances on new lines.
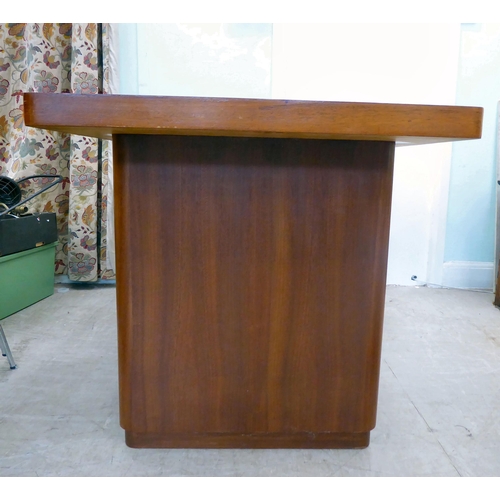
xmin=24 ymin=93 xmax=483 ymax=448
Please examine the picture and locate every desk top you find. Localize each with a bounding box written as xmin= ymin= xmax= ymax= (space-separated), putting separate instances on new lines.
xmin=23 ymin=93 xmax=483 ymax=145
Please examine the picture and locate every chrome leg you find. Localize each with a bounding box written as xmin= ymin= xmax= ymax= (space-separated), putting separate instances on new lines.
xmin=0 ymin=323 xmax=16 ymax=369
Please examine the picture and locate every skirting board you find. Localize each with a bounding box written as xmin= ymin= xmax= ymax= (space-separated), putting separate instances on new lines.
xmin=54 ymin=275 xmax=116 ymax=286
xmin=442 ymin=261 xmax=495 ymax=290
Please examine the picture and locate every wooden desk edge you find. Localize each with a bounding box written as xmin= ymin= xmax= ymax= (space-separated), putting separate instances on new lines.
xmin=23 ymin=92 xmax=483 ymax=145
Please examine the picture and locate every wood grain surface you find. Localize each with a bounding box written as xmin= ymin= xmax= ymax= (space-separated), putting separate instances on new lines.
xmin=125 ymin=431 xmax=371 ymax=449
xmin=23 ymin=92 xmax=483 ymax=145
xmin=114 ymin=135 xmax=395 ymax=448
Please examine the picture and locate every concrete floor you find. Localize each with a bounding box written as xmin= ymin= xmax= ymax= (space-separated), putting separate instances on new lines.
xmin=1 ymin=284 xmax=499 ymax=477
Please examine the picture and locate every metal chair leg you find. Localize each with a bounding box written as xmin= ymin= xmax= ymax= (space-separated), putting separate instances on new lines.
xmin=0 ymin=323 xmax=17 ymax=369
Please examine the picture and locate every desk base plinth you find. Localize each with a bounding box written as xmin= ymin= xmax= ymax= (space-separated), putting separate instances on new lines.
xmin=125 ymin=430 xmax=370 ymax=449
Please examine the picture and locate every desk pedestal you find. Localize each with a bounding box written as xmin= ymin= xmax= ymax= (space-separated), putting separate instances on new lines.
xmin=114 ymin=135 xmax=395 ymax=449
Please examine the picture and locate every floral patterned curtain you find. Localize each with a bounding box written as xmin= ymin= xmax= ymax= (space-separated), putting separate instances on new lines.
xmin=0 ymin=23 xmax=115 ymax=281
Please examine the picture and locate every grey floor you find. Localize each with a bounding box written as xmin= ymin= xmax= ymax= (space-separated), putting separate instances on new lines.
xmin=1 ymin=284 xmax=499 ymax=477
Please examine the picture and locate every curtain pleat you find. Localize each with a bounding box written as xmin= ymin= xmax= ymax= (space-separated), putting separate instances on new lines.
xmin=0 ymin=23 xmax=115 ymax=281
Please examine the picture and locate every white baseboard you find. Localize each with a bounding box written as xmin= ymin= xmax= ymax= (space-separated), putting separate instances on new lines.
xmin=54 ymin=275 xmax=116 ymax=286
xmin=442 ymin=261 xmax=495 ymax=290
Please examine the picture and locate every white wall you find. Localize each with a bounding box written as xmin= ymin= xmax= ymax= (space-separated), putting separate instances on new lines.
xmin=135 ymin=23 xmax=272 ymax=98
xmin=443 ymin=24 xmax=500 ymax=290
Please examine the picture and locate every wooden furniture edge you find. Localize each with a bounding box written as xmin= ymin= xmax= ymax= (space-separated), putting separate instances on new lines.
xmin=125 ymin=431 xmax=371 ymax=449
xmin=23 ymin=92 xmax=483 ymax=144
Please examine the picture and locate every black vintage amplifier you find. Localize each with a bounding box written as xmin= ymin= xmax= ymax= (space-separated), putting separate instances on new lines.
xmin=0 ymin=213 xmax=58 ymax=257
